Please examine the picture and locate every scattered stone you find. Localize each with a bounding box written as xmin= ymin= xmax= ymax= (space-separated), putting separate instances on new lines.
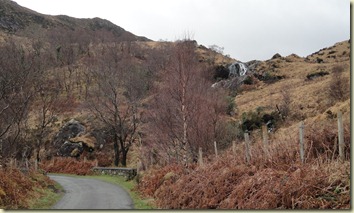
xmin=316 ymin=58 xmax=324 ymax=63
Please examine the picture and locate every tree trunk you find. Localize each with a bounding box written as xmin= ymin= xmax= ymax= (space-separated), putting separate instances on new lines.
xmin=121 ymin=149 xmax=127 ymax=167
xmin=36 ymin=139 xmax=41 ymax=162
xmin=36 ymin=148 xmax=40 ymax=163
xmin=181 ymin=70 xmax=188 ymax=167
xmin=113 ymin=140 xmax=120 ymax=166
xmin=0 ymin=140 xmax=3 ymax=169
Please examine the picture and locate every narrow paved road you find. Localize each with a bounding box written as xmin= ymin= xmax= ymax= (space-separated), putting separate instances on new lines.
xmin=49 ymin=175 xmax=134 ymax=209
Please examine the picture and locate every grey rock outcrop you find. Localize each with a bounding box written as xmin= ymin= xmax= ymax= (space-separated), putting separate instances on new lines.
xmin=52 ymin=119 xmax=86 ymax=156
xmin=271 ymin=53 xmax=282 ymax=59
xmin=58 ymin=141 xmax=84 ymax=157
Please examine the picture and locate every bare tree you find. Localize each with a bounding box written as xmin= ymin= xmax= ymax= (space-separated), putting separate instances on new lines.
xmin=0 ymin=38 xmax=39 ymax=166
xmin=146 ymin=38 xmax=227 ymax=166
xmin=328 ymin=65 xmax=349 ymax=103
xmin=85 ymin=43 xmax=147 ymax=166
xmin=31 ymin=82 xmax=60 ymax=162
xmin=276 ymin=84 xmax=292 ymax=120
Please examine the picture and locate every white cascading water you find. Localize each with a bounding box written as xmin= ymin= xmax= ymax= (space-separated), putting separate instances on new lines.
xmin=228 ymin=62 xmax=248 ymax=77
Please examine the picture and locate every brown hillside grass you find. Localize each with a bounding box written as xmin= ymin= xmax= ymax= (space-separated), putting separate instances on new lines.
xmin=41 ymin=157 xmax=95 ymax=175
xmin=137 ymin=117 xmax=350 ymax=209
xmin=235 ymin=40 xmax=350 ymax=123
xmin=136 ymin=41 xmax=350 ymax=210
xmin=139 ymin=156 xmax=350 ymax=209
xmin=0 ymin=169 xmax=56 ymax=209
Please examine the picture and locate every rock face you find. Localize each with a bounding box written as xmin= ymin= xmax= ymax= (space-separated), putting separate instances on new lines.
xmin=271 ymin=53 xmax=282 ymax=59
xmin=58 ymin=141 xmax=84 ymax=157
xmin=212 ymin=61 xmax=253 ymax=89
xmin=52 ymin=119 xmax=86 ymax=156
xmin=54 ymin=119 xmax=85 ymax=143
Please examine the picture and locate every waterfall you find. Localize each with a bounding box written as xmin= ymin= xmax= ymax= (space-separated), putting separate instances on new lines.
xmin=228 ymin=62 xmax=248 ymax=77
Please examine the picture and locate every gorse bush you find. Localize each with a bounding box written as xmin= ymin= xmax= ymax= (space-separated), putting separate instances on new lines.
xmin=240 ymin=110 xmax=281 ymax=133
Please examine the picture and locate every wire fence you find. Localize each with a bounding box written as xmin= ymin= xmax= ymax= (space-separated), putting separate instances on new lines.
xmin=198 ymin=111 xmax=348 ymax=167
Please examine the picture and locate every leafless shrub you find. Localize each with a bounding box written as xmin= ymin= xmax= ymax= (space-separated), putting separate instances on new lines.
xmin=328 ymin=65 xmax=349 ymax=103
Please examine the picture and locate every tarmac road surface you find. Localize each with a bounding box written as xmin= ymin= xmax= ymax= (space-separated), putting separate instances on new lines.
xmin=49 ymin=174 xmax=134 ymax=209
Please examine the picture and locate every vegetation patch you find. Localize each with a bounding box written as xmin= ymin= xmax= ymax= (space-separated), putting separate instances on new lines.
xmin=0 ymin=169 xmax=62 ymax=209
xmin=138 ymin=159 xmax=350 ymax=209
xmin=254 ymin=72 xmax=285 ymax=83
xmin=28 ymin=182 xmax=63 ymax=209
xmin=41 ymin=157 xmax=95 ymax=175
xmin=240 ymin=109 xmax=281 ymax=133
xmin=306 ymin=71 xmax=329 ymax=80
xmin=213 ymin=64 xmax=230 ymax=80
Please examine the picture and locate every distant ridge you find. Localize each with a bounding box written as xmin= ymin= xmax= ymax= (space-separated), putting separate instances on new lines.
xmin=0 ymin=0 xmax=151 ymax=42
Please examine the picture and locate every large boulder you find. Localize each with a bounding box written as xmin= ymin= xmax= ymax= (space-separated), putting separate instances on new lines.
xmin=70 ymin=134 xmax=96 ymax=152
xmin=58 ymin=141 xmax=84 ymax=157
xmin=52 ymin=119 xmax=85 ymax=154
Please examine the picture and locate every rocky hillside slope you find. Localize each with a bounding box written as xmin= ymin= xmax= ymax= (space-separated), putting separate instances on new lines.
xmin=0 ymin=1 xmax=350 ymax=209
xmin=234 ymin=40 xmax=350 ymax=128
xmin=137 ymin=40 xmax=350 ymax=209
xmin=0 ymin=0 xmax=150 ymax=42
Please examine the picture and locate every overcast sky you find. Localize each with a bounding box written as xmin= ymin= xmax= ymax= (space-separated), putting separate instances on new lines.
xmin=14 ymin=0 xmax=350 ymax=61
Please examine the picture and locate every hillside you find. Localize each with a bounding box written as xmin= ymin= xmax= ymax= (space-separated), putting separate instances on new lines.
xmin=135 ymin=40 xmax=350 ymax=209
xmin=235 ymin=40 xmax=350 ymax=121
xmin=0 ymin=0 xmax=150 ymax=42
xmin=0 ymin=0 xmax=236 ymax=166
xmin=0 ymin=0 xmax=350 ymax=210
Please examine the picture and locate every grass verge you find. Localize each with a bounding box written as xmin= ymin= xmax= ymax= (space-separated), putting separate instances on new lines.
xmin=28 ymin=182 xmax=64 ymax=209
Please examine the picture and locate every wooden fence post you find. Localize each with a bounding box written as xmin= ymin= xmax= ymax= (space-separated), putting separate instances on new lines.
xmin=232 ymin=141 xmax=236 ymax=155
xmin=262 ymin=124 xmax=269 ymax=158
xmin=0 ymin=140 xmax=2 ymax=169
xmin=198 ymin=147 xmax=203 ymax=166
xmin=337 ymin=111 xmax=344 ymax=161
xmin=299 ymin=121 xmax=305 ymax=164
xmin=10 ymin=158 xmax=13 ymax=169
xmin=244 ymin=132 xmax=251 ymax=164
xmin=34 ymin=159 xmax=38 ymax=171
xmin=214 ymin=141 xmax=218 ymax=157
